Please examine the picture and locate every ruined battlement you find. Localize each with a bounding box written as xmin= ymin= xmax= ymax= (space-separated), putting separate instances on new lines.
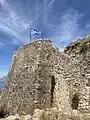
xmin=1 ymin=37 xmax=90 ymax=116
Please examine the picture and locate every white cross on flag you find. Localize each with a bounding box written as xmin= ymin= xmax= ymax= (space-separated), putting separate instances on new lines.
xmin=31 ymin=28 xmax=42 ymax=35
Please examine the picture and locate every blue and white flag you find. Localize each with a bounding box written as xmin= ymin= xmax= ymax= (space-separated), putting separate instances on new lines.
xmin=31 ymin=28 xmax=42 ymax=35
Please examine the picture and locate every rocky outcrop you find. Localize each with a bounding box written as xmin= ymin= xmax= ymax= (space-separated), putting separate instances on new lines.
xmin=0 ymin=108 xmax=90 ymax=120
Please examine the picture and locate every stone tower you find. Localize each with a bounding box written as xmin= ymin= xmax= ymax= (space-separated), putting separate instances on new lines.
xmin=6 ymin=39 xmax=72 ymax=115
xmin=6 ymin=40 xmax=59 ymax=114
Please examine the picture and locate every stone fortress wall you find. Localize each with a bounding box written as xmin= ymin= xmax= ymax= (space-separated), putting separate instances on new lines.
xmin=64 ymin=36 xmax=90 ymax=112
xmin=1 ymin=37 xmax=90 ymax=115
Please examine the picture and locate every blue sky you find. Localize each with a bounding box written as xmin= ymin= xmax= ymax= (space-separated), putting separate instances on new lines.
xmin=0 ymin=0 xmax=90 ymax=77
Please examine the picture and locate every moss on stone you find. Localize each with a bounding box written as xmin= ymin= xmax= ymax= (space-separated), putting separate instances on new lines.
xmin=79 ymin=44 xmax=90 ymax=54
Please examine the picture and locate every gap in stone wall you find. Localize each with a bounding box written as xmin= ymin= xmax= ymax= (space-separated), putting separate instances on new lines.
xmin=71 ymin=93 xmax=79 ymax=109
xmin=51 ymin=75 xmax=56 ymax=107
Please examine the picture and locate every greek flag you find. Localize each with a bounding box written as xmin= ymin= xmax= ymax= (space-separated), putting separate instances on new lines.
xmin=31 ymin=28 xmax=42 ymax=35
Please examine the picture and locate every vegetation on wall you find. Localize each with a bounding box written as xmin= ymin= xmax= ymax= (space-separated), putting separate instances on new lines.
xmin=75 ymin=37 xmax=90 ymax=54
xmin=65 ymin=36 xmax=90 ymax=55
xmin=79 ymin=44 xmax=90 ymax=54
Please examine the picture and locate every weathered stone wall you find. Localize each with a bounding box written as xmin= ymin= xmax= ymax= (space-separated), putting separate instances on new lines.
xmin=5 ymin=39 xmax=73 ymax=115
xmin=64 ymin=36 xmax=90 ymax=112
xmin=6 ymin=40 xmax=55 ymax=114
xmin=1 ymin=37 xmax=90 ymax=115
xmin=1 ymin=108 xmax=90 ymax=120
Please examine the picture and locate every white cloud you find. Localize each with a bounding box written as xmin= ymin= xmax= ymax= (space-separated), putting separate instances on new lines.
xmin=0 ymin=0 xmax=33 ymax=44
xmin=49 ymin=0 xmax=55 ymax=5
xmin=49 ymin=9 xmax=84 ymax=48
xmin=0 ymin=0 xmax=56 ymax=45
xmin=0 ymin=0 xmax=90 ymax=48
xmin=0 ymin=0 xmax=7 ymax=6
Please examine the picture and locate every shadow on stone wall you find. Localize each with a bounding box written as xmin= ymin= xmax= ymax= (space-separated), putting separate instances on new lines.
xmin=71 ymin=93 xmax=79 ymax=110
xmin=51 ymin=75 xmax=56 ymax=107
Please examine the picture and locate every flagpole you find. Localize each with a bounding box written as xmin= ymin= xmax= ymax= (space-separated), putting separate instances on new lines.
xmin=30 ymin=28 xmax=31 ymax=42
